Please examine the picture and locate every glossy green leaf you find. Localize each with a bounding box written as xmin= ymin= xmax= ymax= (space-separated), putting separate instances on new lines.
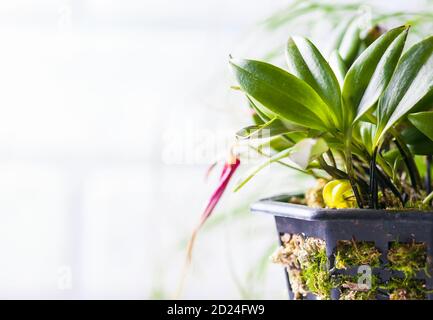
xmin=236 ymin=118 xmax=290 ymax=140
xmin=363 ymin=25 xmax=386 ymax=47
xmin=265 ymin=134 xmax=300 ymax=152
xmin=329 ymin=50 xmax=347 ymax=87
xmin=408 ymin=111 xmax=433 ymax=141
xmin=254 ymin=132 xmax=309 ymax=155
xmin=354 ymin=121 xmax=376 ymax=155
xmin=327 ymin=16 xmax=356 ymax=55
xmin=247 ymin=96 xmax=270 ymax=124
xmin=247 ymin=95 xmax=307 ymax=131
xmin=288 ymin=138 xmax=329 ymax=169
xmin=401 ymin=125 xmax=433 ymax=155
xmin=229 ymin=58 xmax=332 ymax=131
xmin=343 ymin=26 xmax=408 ymax=123
xmin=234 ymin=138 xmax=328 ymax=191
xmin=286 ymin=36 xmax=342 ymax=126
xmin=338 ymin=15 xmax=363 ymax=67
xmin=411 ymin=89 xmax=433 ymax=113
xmin=375 ymin=35 xmax=433 ymax=145
xmin=382 ymin=149 xmax=404 ymax=180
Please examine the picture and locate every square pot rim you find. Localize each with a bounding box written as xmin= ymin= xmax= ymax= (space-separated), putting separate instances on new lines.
xmin=251 ymin=194 xmax=433 ymax=221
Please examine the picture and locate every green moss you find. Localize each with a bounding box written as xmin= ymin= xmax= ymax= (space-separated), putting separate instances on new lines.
xmin=272 ymin=234 xmax=334 ymax=300
xmin=338 ymin=274 xmax=381 ymax=300
xmin=300 ymin=242 xmax=334 ymax=300
xmin=384 ymin=242 xmax=430 ymax=300
xmin=273 ymin=235 xmax=432 ymax=300
xmin=385 ymin=278 xmax=426 ymax=300
xmin=403 ymin=189 xmax=430 ymax=210
xmin=387 ymin=241 xmax=427 ymax=278
xmin=379 ymin=190 xmax=404 ymax=209
xmin=334 ymin=240 xmax=381 ymax=269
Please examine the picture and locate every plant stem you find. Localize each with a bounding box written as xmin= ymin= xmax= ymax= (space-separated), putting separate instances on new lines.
xmin=375 ymin=165 xmax=404 ymax=206
xmin=249 ymin=145 xmax=318 ymax=177
xmin=318 ymin=155 xmax=347 ymax=179
xmin=327 ymin=150 xmax=337 ymax=168
xmin=426 ymin=155 xmax=432 ymax=194
xmin=345 ymin=134 xmax=363 ymax=208
xmin=376 ymin=154 xmax=400 ymax=187
xmin=369 ymin=147 xmax=379 ymax=209
xmin=423 ymin=191 xmax=433 ymax=206
xmin=394 ymin=136 xmax=421 ymax=191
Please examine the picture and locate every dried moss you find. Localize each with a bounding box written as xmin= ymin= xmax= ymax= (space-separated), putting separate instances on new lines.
xmin=287 ymin=196 xmax=306 ymax=205
xmin=379 ymin=190 xmax=404 ymax=209
xmin=272 ymin=234 xmax=333 ymax=299
xmin=338 ymin=274 xmax=380 ymax=300
xmin=385 ymin=278 xmax=426 ymax=300
xmin=271 ymin=234 xmax=308 ymax=299
xmin=387 ymin=241 xmax=427 ymax=278
xmin=334 ymin=240 xmax=381 ymax=269
xmin=305 ymin=179 xmax=327 ymax=208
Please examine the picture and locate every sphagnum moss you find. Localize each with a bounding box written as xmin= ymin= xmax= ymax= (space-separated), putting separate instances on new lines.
xmin=272 ymin=234 xmax=431 ymax=300
xmin=299 ymin=241 xmax=334 ymax=300
xmin=339 ymin=274 xmax=381 ymax=300
xmin=272 ymin=234 xmax=333 ymax=300
xmin=385 ymin=278 xmax=426 ymax=300
xmin=387 ymin=241 xmax=427 ymax=278
xmin=335 ymin=240 xmax=381 ymax=269
xmin=271 ymin=234 xmax=308 ymax=299
xmin=305 ymin=179 xmax=327 ymax=208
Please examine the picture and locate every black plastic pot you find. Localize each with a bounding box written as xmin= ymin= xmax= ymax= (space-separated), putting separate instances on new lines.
xmin=251 ymin=194 xmax=433 ymax=300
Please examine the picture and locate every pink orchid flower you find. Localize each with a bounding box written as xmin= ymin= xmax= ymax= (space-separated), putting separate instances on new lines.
xmin=187 ymin=155 xmax=240 ymax=261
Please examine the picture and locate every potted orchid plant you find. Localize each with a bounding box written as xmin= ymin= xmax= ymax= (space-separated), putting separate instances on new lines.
xmin=186 ymin=9 xmax=433 ymax=300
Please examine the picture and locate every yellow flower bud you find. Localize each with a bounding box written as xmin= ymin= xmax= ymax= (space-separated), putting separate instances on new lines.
xmin=322 ymin=180 xmax=356 ymax=209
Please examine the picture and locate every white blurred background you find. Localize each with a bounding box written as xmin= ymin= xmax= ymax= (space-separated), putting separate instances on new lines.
xmin=0 ymin=0 xmax=430 ymax=299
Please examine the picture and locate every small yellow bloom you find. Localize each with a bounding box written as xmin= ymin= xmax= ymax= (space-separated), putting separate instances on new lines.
xmin=322 ymin=180 xmax=356 ymax=209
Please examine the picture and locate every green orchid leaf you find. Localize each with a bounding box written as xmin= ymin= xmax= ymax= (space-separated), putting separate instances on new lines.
xmin=329 ymin=50 xmax=347 ymax=87
xmin=236 ymin=118 xmax=291 ymax=140
xmin=288 ymin=138 xmax=329 ymax=169
xmin=401 ymin=125 xmax=433 ymax=155
xmin=234 ymin=138 xmax=328 ymax=192
xmin=265 ymin=134 xmax=300 ymax=152
xmin=248 ymin=97 xmax=270 ymax=125
xmin=284 ymin=131 xmax=311 ymax=143
xmin=375 ymin=35 xmax=433 ymax=146
xmin=408 ymin=111 xmax=433 ymax=141
xmin=343 ymin=26 xmax=409 ymax=123
xmin=254 ymin=132 xmax=309 ymax=154
xmin=410 ymin=143 xmax=433 ymax=157
xmin=382 ymin=149 xmax=404 ymax=179
xmin=410 ymin=89 xmax=433 ymax=114
xmin=354 ymin=121 xmax=376 ymax=155
xmin=338 ymin=15 xmax=363 ymax=67
xmin=327 ymin=16 xmax=356 ymax=55
xmin=363 ymin=25 xmax=387 ymax=47
xmin=229 ymin=58 xmax=332 ymax=131
xmin=234 ymin=147 xmax=292 ymax=192
xmin=286 ymin=36 xmax=342 ymax=126
xmin=247 ymin=95 xmax=308 ymax=132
